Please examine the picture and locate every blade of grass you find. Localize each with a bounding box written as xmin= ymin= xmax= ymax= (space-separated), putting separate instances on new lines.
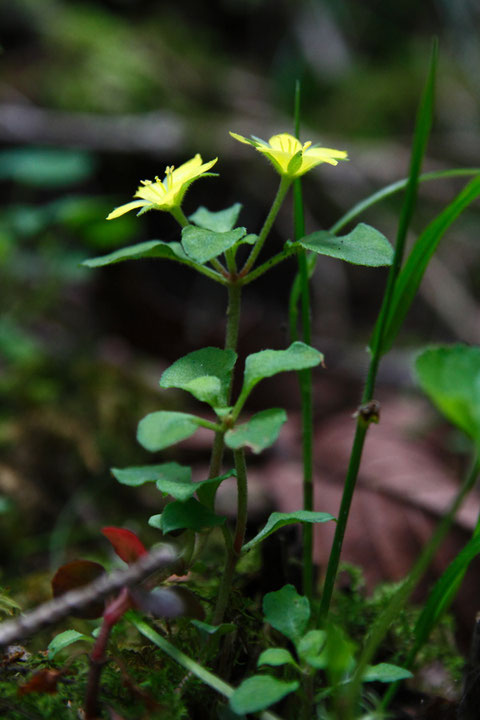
xmin=128 ymin=611 xmax=284 ymax=720
xmin=319 ymin=39 xmax=438 ymax=623
xmin=377 ymin=174 xmax=480 ymax=354
xmin=330 ymin=167 xmax=480 ymax=236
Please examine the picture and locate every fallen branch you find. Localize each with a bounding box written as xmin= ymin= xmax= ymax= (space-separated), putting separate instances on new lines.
xmin=0 ymin=545 xmax=178 ymax=648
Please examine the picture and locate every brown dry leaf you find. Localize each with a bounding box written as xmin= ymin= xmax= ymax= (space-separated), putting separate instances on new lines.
xmin=18 ymin=668 xmax=63 ymax=696
xmin=253 ymin=397 xmax=480 ymax=643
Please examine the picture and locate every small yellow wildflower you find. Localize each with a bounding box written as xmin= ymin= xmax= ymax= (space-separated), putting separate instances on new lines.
xmin=107 ymin=154 xmax=218 ymax=220
xmin=230 ymin=132 xmax=347 ymax=179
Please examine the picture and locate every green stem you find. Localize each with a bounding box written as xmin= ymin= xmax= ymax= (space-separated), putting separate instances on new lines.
xmin=292 ymin=175 xmax=315 ymax=602
xmin=240 ymin=245 xmax=297 ymax=286
xmin=128 ymin=612 xmax=284 ymax=720
xmin=169 ymin=206 xmax=190 ymax=227
xmin=225 ymin=281 xmax=242 ymax=352
xmin=318 ymin=421 xmax=369 ymax=621
xmin=233 ymin=449 xmax=248 ymax=555
xmin=348 ymin=455 xmax=480 ymax=717
xmin=212 ymin=449 xmax=247 ymax=625
xmin=241 ymin=176 xmax=292 ymax=275
xmin=210 ymin=280 xmax=244 ymax=624
xmin=210 ymin=257 xmax=229 ymax=277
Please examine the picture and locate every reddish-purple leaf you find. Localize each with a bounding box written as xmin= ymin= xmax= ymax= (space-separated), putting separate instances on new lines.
xmin=51 ymin=559 xmax=106 ymax=619
xmin=18 ymin=669 xmax=63 ymax=696
xmin=101 ymin=526 xmax=148 ymax=564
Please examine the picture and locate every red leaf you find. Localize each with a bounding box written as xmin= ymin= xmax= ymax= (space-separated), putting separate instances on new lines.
xmin=51 ymin=559 xmax=106 ymax=619
xmin=18 ymin=669 xmax=63 ymax=696
xmin=101 ymin=526 xmax=147 ymax=564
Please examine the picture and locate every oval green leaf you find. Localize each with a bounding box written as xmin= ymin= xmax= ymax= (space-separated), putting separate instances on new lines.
xmin=363 ymin=663 xmax=413 ymax=683
xmin=415 ymin=344 xmax=480 ymax=448
xmin=262 ymin=584 xmax=310 ymax=643
xmin=189 ymin=203 xmax=242 ymax=232
xmin=160 ymin=347 xmax=237 ymax=408
xmin=156 ymin=469 xmax=235 ymax=502
xmin=181 ymin=226 xmax=246 ymax=264
xmin=137 ymin=411 xmax=203 ymax=452
xmin=82 ymin=239 xmax=187 ymax=267
xmin=243 ymin=341 xmax=323 ymax=394
xmin=225 ymin=408 xmax=287 ymax=454
xmin=257 ymin=648 xmax=297 ymax=668
xmin=243 ymin=510 xmax=335 ymax=552
xmin=112 ymin=462 xmax=191 ymax=487
xmin=149 ymin=498 xmax=225 ymax=534
xmin=299 ymin=223 xmax=393 ymax=267
xmin=47 ymin=629 xmax=93 ymax=659
xmin=229 ymin=675 xmax=299 ymax=714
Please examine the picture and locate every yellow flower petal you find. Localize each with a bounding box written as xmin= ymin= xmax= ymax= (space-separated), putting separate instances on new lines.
xmin=107 ymin=155 xmax=218 ymax=219
xmin=230 ymin=130 xmax=347 ymax=179
xmin=107 ymin=200 xmax=148 ymax=220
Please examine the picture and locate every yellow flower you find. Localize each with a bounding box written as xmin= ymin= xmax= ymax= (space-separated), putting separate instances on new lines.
xmin=230 ymin=132 xmax=347 ymax=179
xmin=107 ymin=154 xmax=218 ymax=220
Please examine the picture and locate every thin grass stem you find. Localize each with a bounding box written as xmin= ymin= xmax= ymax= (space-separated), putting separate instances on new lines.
xmin=318 ymin=40 xmax=438 ymax=624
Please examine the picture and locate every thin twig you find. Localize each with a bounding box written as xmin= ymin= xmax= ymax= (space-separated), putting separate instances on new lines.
xmin=0 ymin=545 xmax=178 ymax=648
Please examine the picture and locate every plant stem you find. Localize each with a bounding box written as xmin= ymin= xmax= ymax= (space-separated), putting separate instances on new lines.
xmin=292 ymin=175 xmax=315 ymax=602
xmin=241 ymin=176 xmax=291 ymax=275
xmin=233 ymin=448 xmax=248 ymax=554
xmin=240 ymin=245 xmax=297 ymax=286
xmin=225 ymin=281 xmax=242 ymax=352
xmin=128 ymin=612 xmax=284 ymax=720
xmin=170 ymin=206 xmax=190 ymax=227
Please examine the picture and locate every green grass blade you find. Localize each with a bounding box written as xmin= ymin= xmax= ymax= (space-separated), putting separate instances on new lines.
xmin=330 ymin=167 xmax=480 ymax=236
xmin=128 ymin=611 xmax=283 ymax=720
xmin=379 ymin=174 xmax=480 ymax=354
xmin=413 ymin=531 xmax=480 ymax=655
xmin=368 ymin=38 xmax=438 ymax=360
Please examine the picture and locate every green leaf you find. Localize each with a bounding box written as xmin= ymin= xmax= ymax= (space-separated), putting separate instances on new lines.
xmin=297 ymin=630 xmax=326 ymax=668
xmin=181 ymin=226 xmax=246 ymax=264
xmin=156 ymin=470 xmax=235 ymax=502
xmin=160 ymin=347 xmax=237 ymax=408
xmin=149 ymin=498 xmax=225 ymax=533
xmin=263 ymin=585 xmax=310 ymax=643
xmin=242 ymin=511 xmax=335 ymax=552
xmin=112 ymin=462 xmax=191 ymax=487
xmin=415 ymin=345 xmax=480 ymax=448
xmin=225 ymin=408 xmax=287 ymax=454
xmin=191 ymin=619 xmax=236 ymax=637
xmin=257 ymin=648 xmax=298 ymax=668
xmin=413 ymin=531 xmax=480 ymax=658
xmin=243 ymin=341 xmax=323 ymax=395
xmin=299 ymin=224 xmax=393 ymax=267
xmin=229 ymin=675 xmax=299 ymax=714
xmin=47 ymin=629 xmax=93 ymax=659
xmin=362 ymin=663 xmax=413 ymax=683
xmin=376 ymin=175 xmax=480 ymax=354
xmin=189 ymin=203 xmax=242 ymax=232
xmin=137 ymin=411 xmax=203 ymax=452
xmin=82 ymin=239 xmax=188 ymax=267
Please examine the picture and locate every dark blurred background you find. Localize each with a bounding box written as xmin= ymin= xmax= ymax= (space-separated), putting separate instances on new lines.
xmin=1 ymin=0 xmax=480 ymax=643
